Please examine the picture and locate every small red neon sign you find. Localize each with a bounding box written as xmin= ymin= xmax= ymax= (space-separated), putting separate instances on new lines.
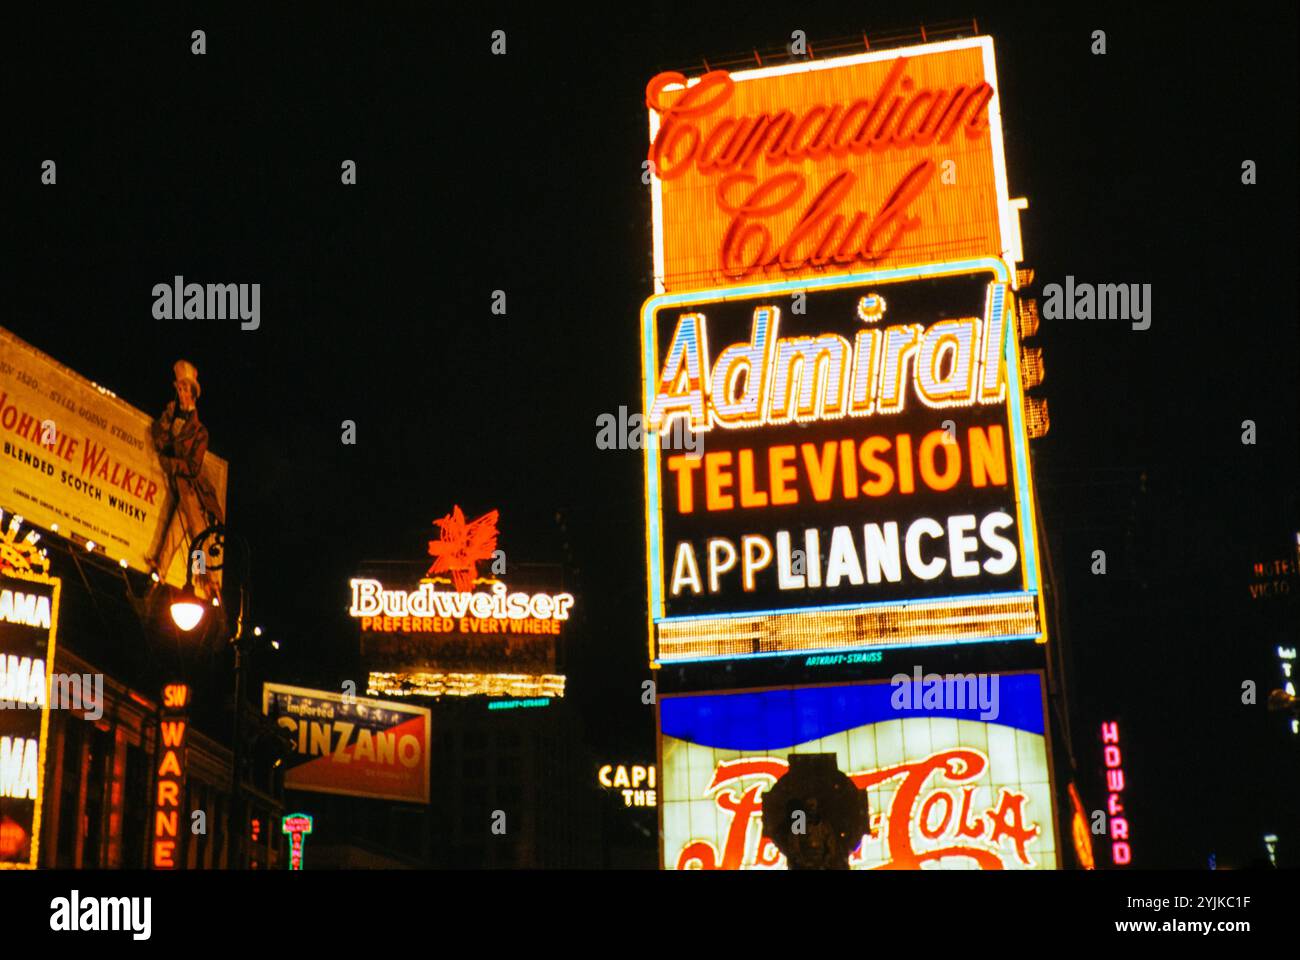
xmin=281 ymin=813 xmax=313 ymax=870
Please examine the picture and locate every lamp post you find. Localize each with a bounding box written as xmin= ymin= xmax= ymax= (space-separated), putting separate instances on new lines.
xmin=169 ymin=523 xmax=255 ymax=869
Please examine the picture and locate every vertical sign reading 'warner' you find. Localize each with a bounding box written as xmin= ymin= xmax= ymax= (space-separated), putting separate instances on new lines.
xmin=0 ymin=569 xmax=59 ymax=869
xmin=152 ymin=683 xmax=190 ymax=869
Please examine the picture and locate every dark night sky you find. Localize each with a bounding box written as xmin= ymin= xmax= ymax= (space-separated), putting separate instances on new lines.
xmin=7 ymin=2 xmax=1298 ymax=868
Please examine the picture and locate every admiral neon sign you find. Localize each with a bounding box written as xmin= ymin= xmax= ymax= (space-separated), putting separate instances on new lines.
xmin=649 ymin=283 xmax=1007 ymax=433
xmin=641 ymin=264 xmax=1045 ymax=662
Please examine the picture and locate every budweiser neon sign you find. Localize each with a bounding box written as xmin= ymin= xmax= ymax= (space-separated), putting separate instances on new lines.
xmin=349 ymin=579 xmax=574 ymax=623
xmin=348 ymin=506 xmax=575 ymax=631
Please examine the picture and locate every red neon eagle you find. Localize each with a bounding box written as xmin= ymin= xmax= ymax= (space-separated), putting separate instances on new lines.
xmin=426 ymin=506 xmax=499 ymax=592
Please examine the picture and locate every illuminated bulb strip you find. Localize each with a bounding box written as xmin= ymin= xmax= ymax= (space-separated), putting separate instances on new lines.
xmin=656 ymin=594 xmax=1039 ymax=661
xmin=1017 ymin=298 xmax=1039 ymax=339
xmin=1020 ymin=347 xmax=1045 ymax=389
xmin=366 ymin=671 xmax=566 ymax=700
xmin=1024 ymin=396 xmax=1050 ymax=438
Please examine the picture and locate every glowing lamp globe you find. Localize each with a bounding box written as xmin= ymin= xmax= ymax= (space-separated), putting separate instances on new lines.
xmin=170 ymin=584 xmax=206 ymax=632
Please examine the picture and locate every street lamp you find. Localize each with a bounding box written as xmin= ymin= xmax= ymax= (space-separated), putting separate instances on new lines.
xmin=168 ymin=523 xmax=230 ymax=632
xmin=164 ymin=523 xmax=258 ymax=868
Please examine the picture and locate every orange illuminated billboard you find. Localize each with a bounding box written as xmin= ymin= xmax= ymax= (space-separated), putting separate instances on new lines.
xmin=647 ymin=36 xmax=1021 ymax=294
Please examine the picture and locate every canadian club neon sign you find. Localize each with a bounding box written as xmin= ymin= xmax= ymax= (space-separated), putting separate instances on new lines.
xmin=648 ymin=61 xmax=994 ymax=280
xmin=646 ymin=37 xmax=1019 ymax=295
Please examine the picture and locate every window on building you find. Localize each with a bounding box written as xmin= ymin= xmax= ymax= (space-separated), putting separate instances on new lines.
xmin=120 ymin=742 xmax=149 ymax=869
xmin=81 ymin=724 xmax=112 ymax=868
xmin=55 ymin=717 xmax=84 ymax=868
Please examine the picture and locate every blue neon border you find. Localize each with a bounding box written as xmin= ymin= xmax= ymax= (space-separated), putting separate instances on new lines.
xmin=640 ymin=258 xmax=1041 ymax=632
xmin=659 ymin=672 xmax=1047 ymax=749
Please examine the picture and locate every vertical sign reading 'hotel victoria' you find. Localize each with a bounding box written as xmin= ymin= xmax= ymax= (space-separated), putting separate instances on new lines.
xmin=642 ymin=36 xmax=1044 ymax=664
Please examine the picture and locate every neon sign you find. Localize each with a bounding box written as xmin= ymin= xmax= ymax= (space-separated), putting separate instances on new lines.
xmin=661 ymin=675 xmax=1057 ymax=869
xmin=649 ymin=286 xmax=1006 ymax=434
xmin=152 ymin=683 xmax=190 ymax=869
xmin=598 ymin=764 xmax=658 ymax=807
xmin=1100 ymin=721 xmax=1131 ymax=866
xmin=647 ymin=38 xmax=1021 ymax=295
xmin=0 ymin=518 xmax=59 ymax=870
xmin=1278 ymin=646 xmax=1297 ymax=736
xmin=426 ymin=506 xmax=498 ymax=591
xmin=281 ymin=813 xmax=313 ymax=870
xmin=1068 ymin=782 xmax=1095 ymax=870
xmin=348 ymin=507 xmax=574 ymax=632
xmin=349 ymin=579 xmax=574 ymax=627
xmin=641 ymin=268 xmax=1045 ymax=662
xmin=352 ymin=508 xmax=574 ymax=697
